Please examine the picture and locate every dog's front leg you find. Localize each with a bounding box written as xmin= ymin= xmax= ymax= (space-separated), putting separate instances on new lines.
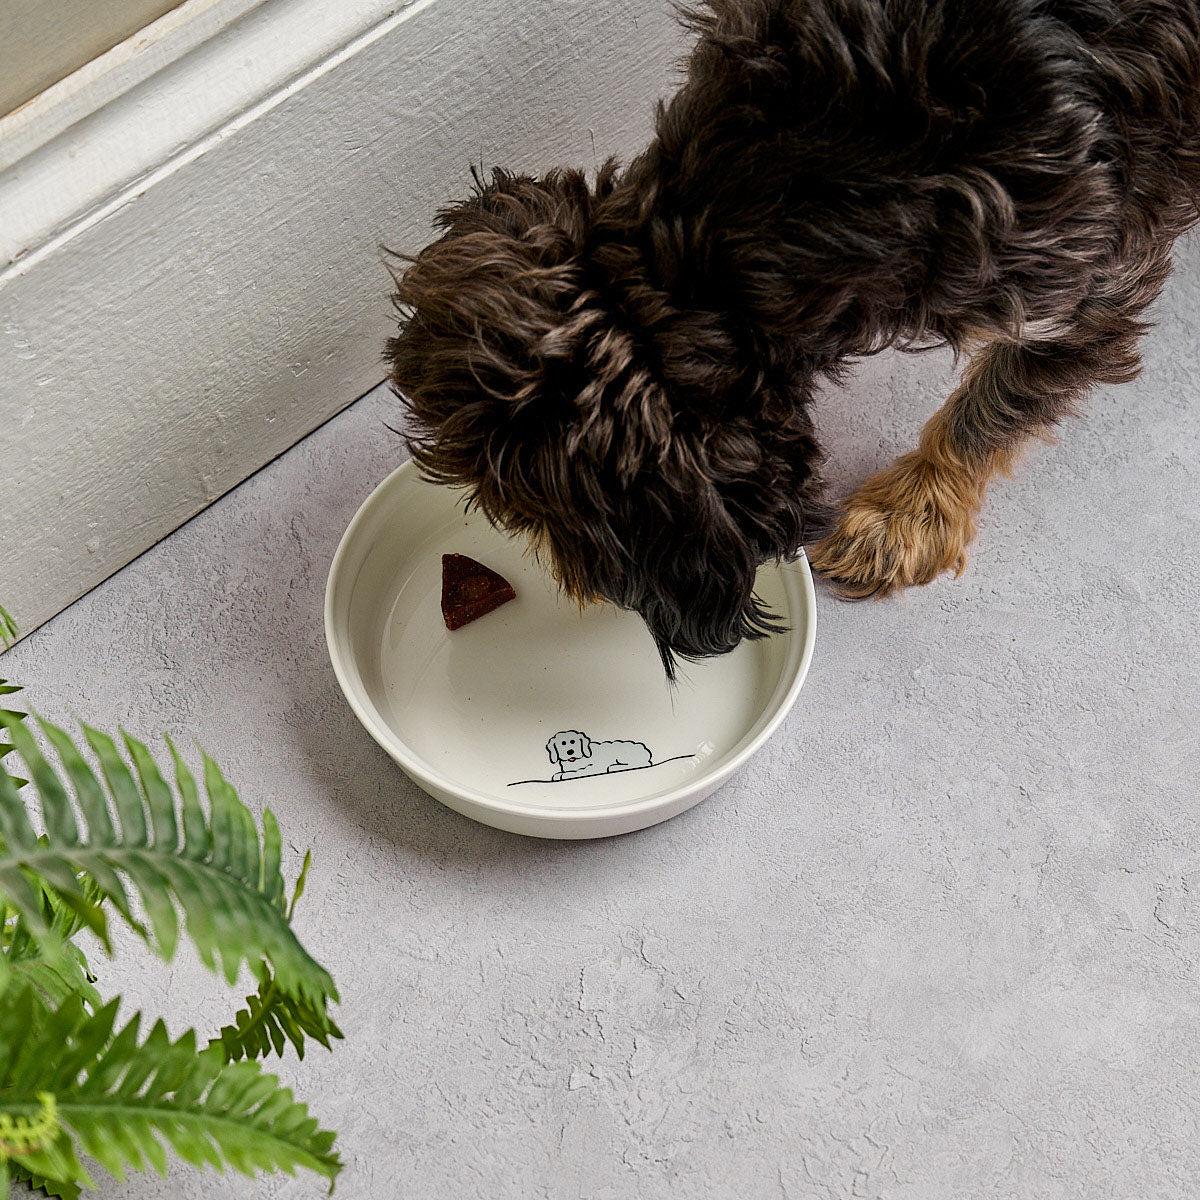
xmin=810 ymin=245 xmax=1170 ymax=597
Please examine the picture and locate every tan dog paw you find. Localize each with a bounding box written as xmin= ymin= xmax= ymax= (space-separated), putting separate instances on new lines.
xmin=808 ymin=455 xmax=980 ymax=599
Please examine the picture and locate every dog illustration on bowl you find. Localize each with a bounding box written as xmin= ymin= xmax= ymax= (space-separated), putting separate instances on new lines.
xmin=545 ymin=730 xmax=653 ymax=780
xmin=505 ymin=730 xmax=696 ymax=787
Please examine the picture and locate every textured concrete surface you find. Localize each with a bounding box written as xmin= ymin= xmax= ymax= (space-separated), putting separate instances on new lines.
xmin=4 ymin=234 xmax=1200 ymax=1199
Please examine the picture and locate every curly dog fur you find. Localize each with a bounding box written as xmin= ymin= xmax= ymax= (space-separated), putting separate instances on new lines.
xmin=387 ymin=0 xmax=1200 ymax=676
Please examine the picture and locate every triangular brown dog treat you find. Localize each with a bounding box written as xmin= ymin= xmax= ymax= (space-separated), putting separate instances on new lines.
xmin=441 ymin=554 xmax=516 ymax=630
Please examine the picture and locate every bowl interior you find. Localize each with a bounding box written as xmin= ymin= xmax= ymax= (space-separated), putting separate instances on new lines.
xmin=326 ymin=464 xmax=812 ymax=816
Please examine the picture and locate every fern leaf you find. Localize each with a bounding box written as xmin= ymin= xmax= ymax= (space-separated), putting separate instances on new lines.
xmin=212 ymin=856 xmax=343 ymax=1062
xmin=212 ymin=966 xmax=344 ymax=1063
xmin=0 ymin=714 xmax=337 ymax=1021
xmin=0 ymin=679 xmax=26 ymax=789
xmin=2 ymin=875 xmax=100 ymax=1014
xmin=0 ymin=984 xmax=341 ymax=1192
xmin=0 ymin=608 xmax=16 ymax=650
xmin=7 ymin=1162 xmax=81 ymax=1200
xmin=0 ymin=1092 xmax=59 ymax=1159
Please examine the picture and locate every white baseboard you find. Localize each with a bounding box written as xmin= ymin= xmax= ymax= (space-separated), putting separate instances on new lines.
xmin=0 ymin=0 xmax=683 ymax=641
xmin=0 ymin=0 xmax=269 ymax=181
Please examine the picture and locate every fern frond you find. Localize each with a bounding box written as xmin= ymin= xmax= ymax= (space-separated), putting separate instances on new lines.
xmin=0 ymin=713 xmax=337 ymax=1020
xmin=7 ymin=1162 xmax=81 ymax=1199
xmin=2 ymin=874 xmax=100 ymax=1014
xmin=211 ymin=852 xmax=343 ymax=1062
xmin=0 ymin=679 xmax=26 ymax=789
xmin=0 ymin=984 xmax=341 ymax=1192
xmin=212 ymin=966 xmax=344 ymax=1064
xmin=0 ymin=608 xmax=16 ymax=650
xmin=0 ymin=1092 xmax=59 ymax=1158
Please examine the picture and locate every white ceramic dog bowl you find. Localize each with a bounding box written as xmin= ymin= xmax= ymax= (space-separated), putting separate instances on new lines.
xmin=325 ymin=460 xmax=815 ymax=839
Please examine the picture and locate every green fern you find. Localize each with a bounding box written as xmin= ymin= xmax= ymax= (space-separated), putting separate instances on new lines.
xmin=7 ymin=1163 xmax=80 ymax=1199
xmin=2 ymin=874 xmax=100 ymax=1016
xmin=0 ymin=681 xmax=26 ymax=790
xmin=0 ymin=608 xmax=16 ymax=650
xmin=211 ymin=857 xmax=343 ymax=1063
xmin=0 ymin=618 xmax=345 ymax=1197
xmin=0 ymin=712 xmax=337 ymax=1020
xmin=0 ymin=983 xmax=341 ymax=1192
xmin=212 ymin=965 xmax=345 ymax=1064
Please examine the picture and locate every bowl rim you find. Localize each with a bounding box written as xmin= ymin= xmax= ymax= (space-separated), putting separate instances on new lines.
xmin=324 ymin=460 xmax=817 ymax=824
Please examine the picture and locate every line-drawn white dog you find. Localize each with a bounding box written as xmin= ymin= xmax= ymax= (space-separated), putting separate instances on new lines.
xmin=545 ymin=730 xmax=653 ymax=780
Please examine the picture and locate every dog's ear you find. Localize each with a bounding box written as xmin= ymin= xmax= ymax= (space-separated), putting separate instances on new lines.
xmin=579 ymin=732 xmax=592 ymax=758
xmin=546 ymin=736 xmax=559 ymax=764
xmin=387 ymin=166 xmax=610 ymax=503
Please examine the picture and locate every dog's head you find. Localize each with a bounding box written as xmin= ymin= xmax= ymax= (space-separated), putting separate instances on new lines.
xmin=388 ymin=166 xmax=827 ymax=678
xmin=547 ymin=730 xmax=592 ymax=766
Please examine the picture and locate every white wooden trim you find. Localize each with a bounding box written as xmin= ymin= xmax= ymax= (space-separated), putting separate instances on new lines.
xmin=0 ymin=0 xmax=187 ymax=121
xmin=0 ymin=0 xmax=267 ymax=173
xmin=0 ymin=0 xmax=432 ymax=270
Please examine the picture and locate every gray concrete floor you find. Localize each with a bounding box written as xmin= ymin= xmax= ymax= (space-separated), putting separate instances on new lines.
xmin=5 ymin=235 xmax=1200 ymax=1199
